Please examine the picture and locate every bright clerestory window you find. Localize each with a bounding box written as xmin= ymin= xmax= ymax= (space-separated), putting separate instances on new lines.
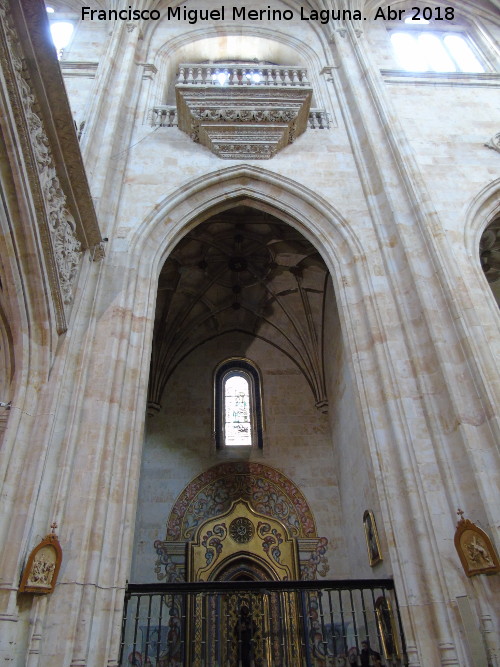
xmin=49 ymin=21 xmax=74 ymax=58
xmin=390 ymin=30 xmax=485 ymax=73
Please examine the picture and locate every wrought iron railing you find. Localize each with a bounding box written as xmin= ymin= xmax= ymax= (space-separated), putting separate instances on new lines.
xmin=120 ymin=579 xmax=408 ymax=666
xmin=150 ymin=106 xmax=330 ymax=129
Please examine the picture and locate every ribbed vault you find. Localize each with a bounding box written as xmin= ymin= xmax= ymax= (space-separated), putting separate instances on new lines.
xmin=147 ymin=205 xmax=330 ymax=412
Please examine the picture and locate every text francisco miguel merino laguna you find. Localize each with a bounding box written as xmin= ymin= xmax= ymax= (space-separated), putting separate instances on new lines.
xmin=82 ymin=5 xmax=399 ymax=24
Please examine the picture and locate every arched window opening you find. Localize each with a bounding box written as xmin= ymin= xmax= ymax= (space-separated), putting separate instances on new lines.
xmin=49 ymin=21 xmax=74 ymax=59
xmin=224 ymin=373 xmax=252 ymax=447
xmin=480 ymin=217 xmax=500 ymax=307
xmin=215 ymin=359 xmax=263 ymax=449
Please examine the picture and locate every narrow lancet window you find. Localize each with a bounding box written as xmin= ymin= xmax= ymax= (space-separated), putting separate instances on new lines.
xmin=214 ymin=359 xmax=263 ymax=449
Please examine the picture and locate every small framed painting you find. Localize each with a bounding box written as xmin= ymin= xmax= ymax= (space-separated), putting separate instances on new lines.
xmin=375 ymin=596 xmax=400 ymax=661
xmin=363 ymin=510 xmax=382 ymax=566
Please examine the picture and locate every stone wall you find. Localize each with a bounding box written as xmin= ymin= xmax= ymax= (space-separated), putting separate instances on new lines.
xmin=132 ymin=330 xmax=346 ymax=582
xmin=324 ymin=278 xmax=391 ymax=580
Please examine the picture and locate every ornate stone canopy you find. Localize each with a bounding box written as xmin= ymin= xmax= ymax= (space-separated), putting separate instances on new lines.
xmin=175 ymin=64 xmax=313 ymax=159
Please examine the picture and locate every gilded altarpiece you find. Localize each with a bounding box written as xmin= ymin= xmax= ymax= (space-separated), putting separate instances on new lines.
xmin=154 ymin=462 xmax=329 ymax=583
xmin=152 ymin=463 xmax=330 ymax=666
xmin=187 ymin=500 xmax=301 ymax=666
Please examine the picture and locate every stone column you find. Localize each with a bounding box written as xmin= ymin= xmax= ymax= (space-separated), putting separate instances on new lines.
xmin=81 ymin=20 xmax=144 ymax=239
xmin=326 ymin=20 xmax=499 ymax=666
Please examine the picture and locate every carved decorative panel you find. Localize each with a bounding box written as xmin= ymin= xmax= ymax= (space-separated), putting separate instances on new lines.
xmin=0 ymin=0 xmax=101 ymax=332
xmin=189 ymin=500 xmax=299 ymax=581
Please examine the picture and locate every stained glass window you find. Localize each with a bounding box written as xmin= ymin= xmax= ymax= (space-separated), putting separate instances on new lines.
xmin=214 ymin=359 xmax=263 ymax=449
xmin=224 ymin=374 xmax=252 ymax=446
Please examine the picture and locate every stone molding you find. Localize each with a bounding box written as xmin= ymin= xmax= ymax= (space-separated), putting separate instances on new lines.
xmin=59 ymin=61 xmax=99 ymax=78
xmin=0 ymin=0 xmax=102 ymax=331
xmin=380 ymin=69 xmax=500 ymax=86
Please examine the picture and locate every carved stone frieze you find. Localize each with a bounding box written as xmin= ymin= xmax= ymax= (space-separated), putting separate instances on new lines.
xmin=191 ymin=108 xmax=298 ymax=123
xmin=152 ymin=105 xmax=331 ymax=130
xmin=53 ymin=219 xmax=82 ymax=303
xmin=200 ymin=124 xmax=291 ymax=160
xmin=212 ymin=142 xmax=276 ymax=160
xmin=2 ymin=10 xmax=81 ymax=307
xmin=176 ymin=75 xmax=312 ymax=159
xmin=30 ymin=111 xmax=82 ymax=304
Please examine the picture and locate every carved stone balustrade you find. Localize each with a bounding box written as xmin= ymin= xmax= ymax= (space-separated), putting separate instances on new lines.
xmin=174 ymin=63 xmax=314 ymax=159
xmin=177 ymin=64 xmax=310 ymax=87
xmin=152 ymin=106 xmax=178 ymax=127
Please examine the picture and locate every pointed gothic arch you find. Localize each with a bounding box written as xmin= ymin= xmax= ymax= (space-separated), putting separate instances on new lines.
xmin=132 ymin=165 xmax=377 ymax=429
xmin=136 ymin=166 xmax=382 ymax=591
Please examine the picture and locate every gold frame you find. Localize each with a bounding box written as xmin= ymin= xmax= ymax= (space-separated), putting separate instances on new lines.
xmin=363 ymin=509 xmax=383 ymax=566
xmin=188 ymin=499 xmax=299 ymax=582
xmin=454 ymin=514 xmax=500 ymax=577
xmin=19 ymin=529 xmax=62 ymax=595
xmin=375 ymin=596 xmax=400 ymax=660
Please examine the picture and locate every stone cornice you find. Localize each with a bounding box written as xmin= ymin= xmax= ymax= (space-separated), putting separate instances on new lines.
xmin=59 ymin=61 xmax=99 ymax=78
xmin=380 ymin=69 xmax=500 ymax=87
